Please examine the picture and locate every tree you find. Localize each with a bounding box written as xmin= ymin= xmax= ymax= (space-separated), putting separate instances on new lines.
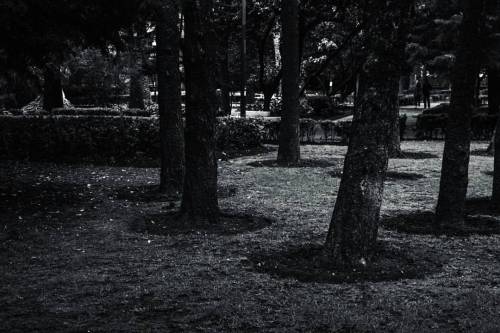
xmin=277 ymin=0 xmax=301 ymax=165
xmin=156 ymin=0 xmax=185 ymax=196
xmin=435 ymin=0 xmax=486 ymax=227
xmin=180 ymin=0 xmax=220 ymax=224
xmin=323 ymin=0 xmax=414 ymax=267
xmin=0 ymin=0 xmax=142 ymax=109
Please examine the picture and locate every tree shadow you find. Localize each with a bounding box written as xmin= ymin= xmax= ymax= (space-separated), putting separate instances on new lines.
xmin=329 ymin=170 xmax=425 ymax=181
xmin=247 ymin=241 xmax=443 ymax=284
xmin=248 ymin=158 xmax=343 ymax=168
xmin=130 ymin=211 xmax=274 ymax=236
xmin=391 ymin=151 xmax=439 ymax=159
xmin=382 ymin=210 xmax=500 ymax=236
xmin=112 ymin=184 xmax=238 ymax=203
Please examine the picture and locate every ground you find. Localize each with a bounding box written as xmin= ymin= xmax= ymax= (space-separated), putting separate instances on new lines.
xmin=1 ymin=141 xmax=500 ymax=332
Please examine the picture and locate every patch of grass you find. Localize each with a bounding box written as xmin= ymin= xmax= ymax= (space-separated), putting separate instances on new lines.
xmin=131 ymin=211 xmax=274 ymax=236
xmin=382 ymin=211 xmax=500 ymax=236
xmin=248 ymin=158 xmax=343 ymax=168
xmin=248 ymin=242 xmax=443 ymax=284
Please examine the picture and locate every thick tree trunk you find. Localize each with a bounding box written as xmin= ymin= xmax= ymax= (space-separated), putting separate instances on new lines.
xmin=493 ymin=115 xmax=500 ymax=205
xmin=435 ymin=0 xmax=484 ymax=227
xmin=156 ymin=1 xmax=185 ymax=196
xmin=277 ymin=0 xmax=300 ymax=164
xmin=323 ymin=0 xmax=413 ymax=267
xmin=42 ymin=63 xmax=63 ymax=111
xmin=180 ymin=0 xmax=219 ymax=224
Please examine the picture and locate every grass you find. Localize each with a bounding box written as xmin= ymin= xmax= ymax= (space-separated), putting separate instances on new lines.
xmin=1 ymin=141 xmax=500 ymax=332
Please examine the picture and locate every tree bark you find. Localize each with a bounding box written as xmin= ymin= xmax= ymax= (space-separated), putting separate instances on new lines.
xmin=180 ymin=0 xmax=220 ymax=224
xmin=156 ymin=1 xmax=185 ymax=196
xmin=128 ymin=63 xmax=145 ymax=109
xmin=487 ymin=67 xmax=500 ymax=154
xmin=277 ymin=0 xmax=300 ymax=164
xmin=435 ymin=0 xmax=485 ymax=227
xmin=128 ymin=28 xmax=146 ymax=110
xmin=489 ymin=68 xmax=500 ymax=204
xmin=323 ymin=0 xmax=414 ymax=267
xmin=42 ymin=63 xmax=63 ymax=111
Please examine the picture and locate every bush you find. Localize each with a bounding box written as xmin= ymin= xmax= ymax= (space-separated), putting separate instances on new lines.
xmin=216 ymin=118 xmax=266 ymax=150
xmin=50 ymin=107 xmax=151 ymax=117
xmin=0 ymin=115 xmax=265 ymax=165
xmin=416 ymin=112 xmax=496 ymax=140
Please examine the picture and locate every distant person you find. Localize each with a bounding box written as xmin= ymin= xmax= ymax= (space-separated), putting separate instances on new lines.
xmin=414 ymin=79 xmax=422 ymax=107
xmin=423 ymin=77 xmax=432 ymax=109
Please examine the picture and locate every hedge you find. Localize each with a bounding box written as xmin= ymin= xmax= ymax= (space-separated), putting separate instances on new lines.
xmin=0 ymin=114 xmax=409 ymax=165
xmin=416 ymin=112 xmax=496 ymax=140
xmin=0 ymin=115 xmax=268 ymax=165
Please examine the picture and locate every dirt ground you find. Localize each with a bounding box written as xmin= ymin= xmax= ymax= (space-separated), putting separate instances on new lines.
xmin=1 ymin=141 xmax=500 ymax=332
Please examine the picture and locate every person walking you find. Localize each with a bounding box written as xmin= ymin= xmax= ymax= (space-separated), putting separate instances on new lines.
xmin=423 ymin=76 xmax=432 ymax=109
xmin=414 ymin=78 xmax=422 ymax=107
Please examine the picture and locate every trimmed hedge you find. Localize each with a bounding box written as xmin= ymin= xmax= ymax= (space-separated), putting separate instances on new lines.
xmin=416 ymin=112 xmax=496 ymax=140
xmin=0 ymin=115 xmax=265 ymax=165
xmin=51 ymin=107 xmax=152 ymax=117
xmin=0 ymin=113 xmax=409 ymax=165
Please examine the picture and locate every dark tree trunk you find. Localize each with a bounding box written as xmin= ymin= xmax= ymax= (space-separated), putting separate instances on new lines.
xmin=263 ymin=88 xmax=273 ymax=111
xmin=435 ymin=0 xmax=485 ymax=227
xmin=489 ymin=68 xmax=500 ymax=204
xmin=156 ymin=1 xmax=185 ymax=196
xmin=128 ymin=29 xmax=146 ymax=110
xmin=388 ymin=114 xmax=402 ymax=157
xmin=487 ymin=67 xmax=500 ymax=154
xmin=277 ymin=0 xmax=300 ymax=164
xmin=42 ymin=63 xmax=63 ymax=111
xmin=323 ymin=0 xmax=414 ymax=267
xmin=180 ymin=0 xmax=219 ymax=224
xmin=221 ymin=40 xmax=232 ymax=116
xmin=129 ymin=66 xmax=145 ymax=109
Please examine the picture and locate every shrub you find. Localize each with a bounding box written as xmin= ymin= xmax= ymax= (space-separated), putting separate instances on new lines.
xmin=216 ymin=118 xmax=266 ymax=150
xmin=50 ymin=107 xmax=152 ymax=117
xmin=416 ymin=112 xmax=496 ymax=140
xmin=0 ymin=115 xmax=265 ymax=165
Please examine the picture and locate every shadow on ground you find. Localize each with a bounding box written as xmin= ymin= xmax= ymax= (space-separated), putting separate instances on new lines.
xmin=382 ymin=207 xmax=500 ymax=236
xmin=248 ymin=242 xmax=444 ymax=284
xmin=131 ymin=211 xmax=274 ymax=236
xmin=248 ymin=158 xmax=344 ymax=168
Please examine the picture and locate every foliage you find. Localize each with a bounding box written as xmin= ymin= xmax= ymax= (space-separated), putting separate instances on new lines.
xmin=416 ymin=112 xmax=496 ymax=140
xmin=0 ymin=115 xmax=266 ymax=164
xmin=216 ymin=117 xmax=267 ymax=150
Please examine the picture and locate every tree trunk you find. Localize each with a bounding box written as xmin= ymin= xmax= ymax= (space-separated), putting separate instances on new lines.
xmin=180 ymin=0 xmax=219 ymax=224
xmin=42 ymin=63 xmax=63 ymax=111
xmin=129 ymin=65 xmax=145 ymax=109
xmin=487 ymin=67 xmax=500 ymax=154
xmin=263 ymin=89 xmax=273 ymax=111
xmin=128 ymin=29 xmax=146 ymax=110
xmin=221 ymin=40 xmax=232 ymax=116
xmin=323 ymin=0 xmax=413 ymax=267
xmin=490 ymin=68 xmax=500 ymax=204
xmin=156 ymin=1 xmax=185 ymax=196
xmin=277 ymin=0 xmax=300 ymax=164
xmin=435 ymin=0 xmax=485 ymax=227
xmin=388 ymin=114 xmax=402 ymax=157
